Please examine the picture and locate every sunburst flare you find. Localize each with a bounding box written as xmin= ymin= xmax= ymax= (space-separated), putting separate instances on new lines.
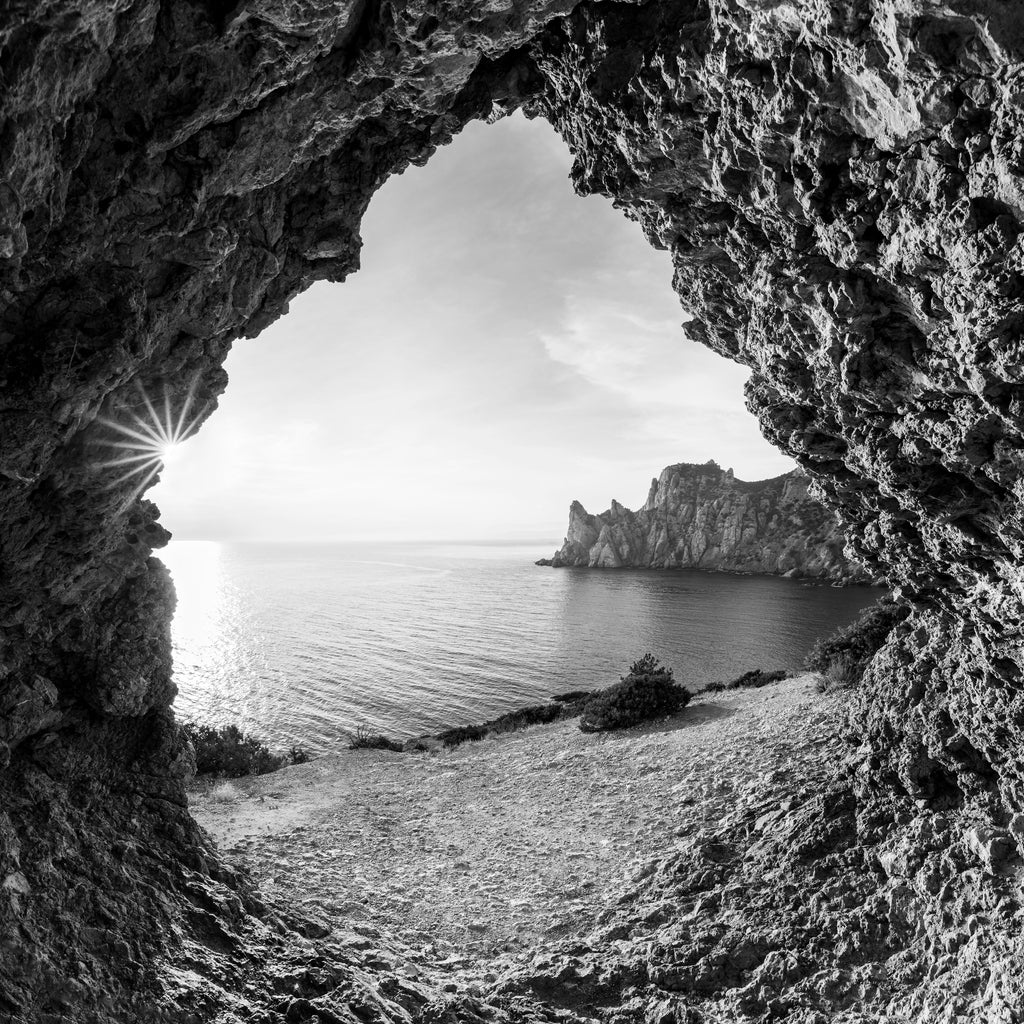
xmin=92 ymin=378 xmax=205 ymax=506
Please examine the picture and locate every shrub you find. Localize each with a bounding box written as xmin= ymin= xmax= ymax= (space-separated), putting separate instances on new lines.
xmin=487 ymin=702 xmax=565 ymax=734
xmin=579 ymin=654 xmax=691 ymax=733
xmin=347 ymin=725 xmax=404 ymax=752
xmin=403 ymin=736 xmax=445 ymax=752
xmin=436 ymin=701 xmax=576 ymax=749
xmin=703 ymin=668 xmax=788 ymax=693
xmin=181 ymin=722 xmax=306 ymax=778
xmin=207 ymin=781 xmax=241 ymax=803
xmin=805 ymin=595 xmax=909 ymax=690
xmin=550 ymin=690 xmax=595 ymax=704
xmin=816 ymin=652 xmax=862 ymax=693
xmin=434 ymin=723 xmax=489 ymax=746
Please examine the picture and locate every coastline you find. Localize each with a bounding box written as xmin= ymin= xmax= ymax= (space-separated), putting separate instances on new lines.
xmin=189 ymin=674 xmax=921 ymax=1019
xmin=535 ymin=558 xmax=885 ymax=587
xmin=192 ymin=675 xmax=831 ymax=957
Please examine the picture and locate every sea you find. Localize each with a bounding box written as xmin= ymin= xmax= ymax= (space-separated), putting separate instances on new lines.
xmin=161 ymin=540 xmax=880 ymax=755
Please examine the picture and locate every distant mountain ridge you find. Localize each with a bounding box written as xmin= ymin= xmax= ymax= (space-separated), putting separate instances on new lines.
xmin=538 ymin=461 xmax=871 ymax=583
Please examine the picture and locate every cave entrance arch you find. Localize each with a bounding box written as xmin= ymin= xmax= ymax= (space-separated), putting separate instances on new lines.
xmin=4 ymin=0 xmax=1024 ymax=1017
xmin=143 ymin=111 xmax=784 ymax=751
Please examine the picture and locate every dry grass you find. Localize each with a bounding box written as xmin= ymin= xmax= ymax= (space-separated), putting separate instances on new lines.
xmin=815 ymin=653 xmax=862 ymax=693
xmin=207 ymin=781 xmax=241 ymax=803
xmin=347 ymin=725 xmax=404 ymax=751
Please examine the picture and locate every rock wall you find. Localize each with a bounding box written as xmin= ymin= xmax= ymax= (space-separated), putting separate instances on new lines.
xmin=0 ymin=1 xmax=581 ymax=1017
xmin=3 ymin=0 xmax=1024 ymax=1020
xmin=524 ymin=0 xmax=1024 ymax=818
xmin=540 ymin=460 xmax=869 ymax=581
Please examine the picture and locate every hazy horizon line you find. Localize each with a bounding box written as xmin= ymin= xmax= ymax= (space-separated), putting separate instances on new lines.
xmin=164 ymin=535 xmax=563 ymax=546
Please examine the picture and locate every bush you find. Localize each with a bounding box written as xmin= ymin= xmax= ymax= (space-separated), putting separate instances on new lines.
xmin=207 ymin=781 xmax=241 ymax=803
xmin=347 ymin=726 xmax=404 ymax=752
xmin=816 ymin=652 xmax=862 ymax=693
xmin=436 ymin=701 xmax=579 ymax=749
xmin=703 ymin=668 xmax=788 ymax=693
xmin=805 ymin=595 xmax=909 ymax=690
xmin=181 ymin=722 xmax=310 ymax=778
xmin=433 ymin=723 xmax=488 ymax=746
xmin=579 ymin=654 xmax=691 ymax=733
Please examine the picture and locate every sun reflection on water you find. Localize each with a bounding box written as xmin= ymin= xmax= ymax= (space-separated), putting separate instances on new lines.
xmin=162 ymin=541 xmax=224 ymax=646
xmin=160 ymin=540 xmax=258 ymax=728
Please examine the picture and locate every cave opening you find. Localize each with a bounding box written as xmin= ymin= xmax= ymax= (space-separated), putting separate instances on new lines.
xmin=139 ymin=111 xmax=812 ymax=754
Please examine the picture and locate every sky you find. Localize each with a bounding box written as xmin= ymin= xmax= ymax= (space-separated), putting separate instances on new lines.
xmin=150 ymin=113 xmax=793 ymax=542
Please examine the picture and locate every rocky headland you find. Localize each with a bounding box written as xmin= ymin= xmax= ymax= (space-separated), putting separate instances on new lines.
xmin=538 ymin=461 xmax=871 ymax=582
xmin=4 ymin=0 xmax=1024 ymax=1020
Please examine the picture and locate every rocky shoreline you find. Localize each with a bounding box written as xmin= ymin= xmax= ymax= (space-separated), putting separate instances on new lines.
xmin=536 ymin=558 xmax=880 ymax=589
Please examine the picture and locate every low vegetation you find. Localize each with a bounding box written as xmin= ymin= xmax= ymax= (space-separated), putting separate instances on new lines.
xmin=579 ymin=654 xmax=691 ymax=733
xmin=182 ymin=722 xmax=311 ymax=778
xmin=550 ymin=690 xmax=594 ymax=704
xmin=206 ymin=781 xmax=241 ymax=804
xmin=436 ymin=699 xmax=589 ymax=746
xmin=817 ymin=652 xmax=863 ymax=692
xmin=703 ymin=668 xmax=789 ymax=693
xmin=806 ymin=595 xmax=909 ymax=692
xmin=347 ymin=726 xmax=404 ymax=752
xmin=350 ymin=658 xmax=695 ymax=751
xmin=398 ymin=695 xmax=597 ymax=752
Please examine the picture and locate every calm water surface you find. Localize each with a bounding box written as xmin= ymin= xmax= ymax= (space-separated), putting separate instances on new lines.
xmin=162 ymin=541 xmax=880 ymax=753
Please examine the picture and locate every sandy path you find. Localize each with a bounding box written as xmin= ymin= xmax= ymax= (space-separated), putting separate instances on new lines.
xmin=191 ymin=675 xmax=841 ymax=978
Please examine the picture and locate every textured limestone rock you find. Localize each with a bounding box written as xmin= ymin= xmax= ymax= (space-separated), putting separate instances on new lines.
xmin=0 ymin=1 xmax=574 ymax=1017
xmin=540 ymin=461 xmax=869 ymax=581
xmin=523 ymin=0 xmax=1024 ymax=820
xmin=493 ymin=771 xmax=1024 ymax=1024
xmin=4 ymin=0 xmax=1024 ymax=1019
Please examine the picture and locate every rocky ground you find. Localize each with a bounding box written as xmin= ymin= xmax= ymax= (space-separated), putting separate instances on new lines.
xmin=191 ymin=674 xmax=958 ymax=1023
xmin=196 ymin=682 xmax=824 ymax=963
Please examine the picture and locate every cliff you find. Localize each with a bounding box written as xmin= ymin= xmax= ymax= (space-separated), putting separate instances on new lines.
xmin=4 ymin=0 xmax=1024 ymax=1021
xmin=540 ymin=461 xmax=870 ymax=581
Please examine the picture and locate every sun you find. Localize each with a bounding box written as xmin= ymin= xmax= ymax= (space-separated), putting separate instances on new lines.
xmin=158 ymin=440 xmax=184 ymax=465
xmin=92 ymin=379 xmax=203 ymax=505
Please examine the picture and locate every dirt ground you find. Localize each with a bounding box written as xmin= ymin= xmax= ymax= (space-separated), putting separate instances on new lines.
xmin=192 ymin=674 xmax=844 ymax=983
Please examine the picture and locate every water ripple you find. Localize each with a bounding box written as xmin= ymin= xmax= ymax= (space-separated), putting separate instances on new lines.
xmin=162 ymin=540 xmax=879 ymax=753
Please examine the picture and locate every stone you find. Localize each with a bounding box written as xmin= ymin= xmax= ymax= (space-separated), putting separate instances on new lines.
xmin=295 ymin=916 xmax=333 ymax=939
xmin=964 ymin=826 xmax=1017 ymax=874
xmin=1009 ymin=813 xmax=1024 ymax=853
xmin=1 ymin=871 xmax=30 ymax=895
